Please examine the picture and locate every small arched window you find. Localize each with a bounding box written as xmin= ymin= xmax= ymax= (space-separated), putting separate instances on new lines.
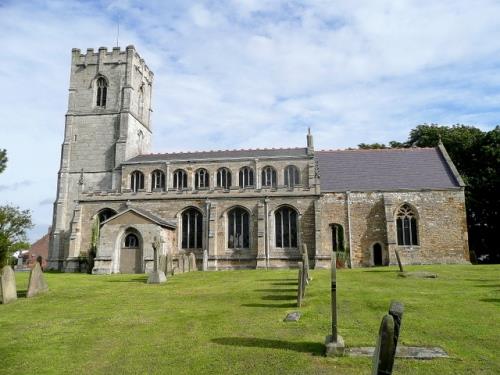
xmin=284 ymin=165 xmax=300 ymax=188
xmin=182 ymin=208 xmax=203 ymax=249
xmin=275 ymin=206 xmax=298 ymax=248
xmin=96 ymin=77 xmax=107 ymax=107
xmin=228 ymin=207 xmax=250 ymax=249
xmin=124 ymin=233 xmax=139 ymax=248
xmin=98 ymin=208 xmax=117 ymax=224
xmin=151 ymin=170 xmax=165 ymax=191
xmin=173 ymin=169 xmax=188 ymax=190
xmin=217 ymin=168 xmax=232 ymax=189
xmin=138 ymin=84 xmax=144 ymax=117
xmin=195 ymin=168 xmax=209 ymax=189
xmin=130 ymin=171 xmax=144 ymax=192
xmin=396 ymin=204 xmax=419 ymax=246
xmin=239 ymin=167 xmax=254 ymax=188
xmin=261 ymin=166 xmax=277 ymax=188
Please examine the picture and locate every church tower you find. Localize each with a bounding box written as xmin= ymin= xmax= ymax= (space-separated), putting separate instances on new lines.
xmin=48 ymin=46 xmax=154 ymax=271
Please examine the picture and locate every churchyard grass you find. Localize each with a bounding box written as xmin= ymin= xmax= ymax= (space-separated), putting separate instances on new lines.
xmin=1 ymin=265 xmax=498 ymax=374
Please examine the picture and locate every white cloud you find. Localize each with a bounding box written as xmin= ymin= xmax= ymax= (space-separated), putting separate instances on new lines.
xmin=0 ymin=0 xmax=499 ymax=241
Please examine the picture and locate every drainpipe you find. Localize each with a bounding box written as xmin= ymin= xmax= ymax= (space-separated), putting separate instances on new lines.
xmin=205 ymin=199 xmax=210 ymax=258
xmin=346 ymin=191 xmax=354 ymax=268
xmin=264 ymin=197 xmax=270 ymax=269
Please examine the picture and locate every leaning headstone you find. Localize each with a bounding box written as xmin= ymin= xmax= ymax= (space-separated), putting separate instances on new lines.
xmin=296 ymin=261 xmax=303 ymax=307
xmin=388 ymin=301 xmax=404 ymax=353
xmin=159 ymin=255 xmax=167 ymax=274
xmin=325 ymin=251 xmax=345 ymax=356
xmin=166 ymin=254 xmax=173 ymax=275
xmin=147 ymin=239 xmax=166 ymax=284
xmin=182 ymin=254 xmax=189 ymax=273
xmin=202 ymin=249 xmax=208 ymax=271
xmin=302 ymin=244 xmax=311 ymax=282
xmin=394 ymin=249 xmax=404 ymax=272
xmin=0 ymin=266 xmax=17 ymax=304
xmin=372 ymin=314 xmax=396 ymax=375
xmin=27 ymin=262 xmax=49 ymax=298
xmin=189 ymin=253 xmax=197 ymax=271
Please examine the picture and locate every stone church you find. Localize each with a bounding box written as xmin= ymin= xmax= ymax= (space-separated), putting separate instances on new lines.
xmin=47 ymin=46 xmax=470 ymax=273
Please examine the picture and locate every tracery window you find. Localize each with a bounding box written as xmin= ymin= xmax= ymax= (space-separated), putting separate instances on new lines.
xmin=96 ymin=77 xmax=107 ymax=107
xmin=181 ymin=208 xmax=203 ymax=249
xmin=124 ymin=233 xmax=139 ymax=248
xmin=195 ymin=168 xmax=209 ymax=189
xmin=173 ymin=169 xmax=188 ymax=190
xmin=275 ymin=206 xmax=298 ymax=248
xmin=130 ymin=171 xmax=144 ymax=192
xmin=396 ymin=204 xmax=419 ymax=246
xmin=217 ymin=168 xmax=231 ymax=189
xmin=227 ymin=207 xmax=249 ymax=249
xmin=239 ymin=167 xmax=254 ymax=188
xmin=151 ymin=170 xmax=165 ymax=191
xmin=284 ymin=165 xmax=300 ymax=188
xmin=261 ymin=166 xmax=277 ymax=188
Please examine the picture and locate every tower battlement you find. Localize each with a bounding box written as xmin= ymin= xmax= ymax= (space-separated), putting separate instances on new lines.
xmin=71 ymin=45 xmax=154 ymax=82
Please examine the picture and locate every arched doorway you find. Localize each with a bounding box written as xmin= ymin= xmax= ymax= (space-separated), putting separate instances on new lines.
xmin=373 ymin=243 xmax=383 ymax=266
xmin=120 ymin=230 xmax=143 ymax=273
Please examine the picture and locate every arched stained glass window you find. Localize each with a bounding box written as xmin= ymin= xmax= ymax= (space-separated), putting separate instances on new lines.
xmin=396 ymin=204 xmax=419 ymax=246
xmin=182 ymin=208 xmax=203 ymax=249
xmin=227 ymin=207 xmax=249 ymax=249
xmin=275 ymin=206 xmax=298 ymax=248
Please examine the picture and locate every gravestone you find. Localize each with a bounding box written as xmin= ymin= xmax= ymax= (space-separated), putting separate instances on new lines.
xmin=27 ymin=262 xmax=49 ymax=298
xmin=394 ymin=249 xmax=404 ymax=272
xmin=284 ymin=311 xmax=301 ymax=322
xmin=147 ymin=239 xmax=167 ymax=284
xmin=325 ymin=251 xmax=345 ymax=356
xmin=372 ymin=314 xmax=396 ymax=375
xmin=189 ymin=253 xmax=197 ymax=271
xmin=0 ymin=266 xmax=17 ymax=304
xmin=302 ymin=244 xmax=311 ymax=283
xmin=202 ymin=249 xmax=208 ymax=271
xmin=183 ymin=254 xmax=189 ymax=273
xmin=296 ymin=262 xmax=303 ymax=307
xmin=178 ymin=256 xmax=184 ymax=273
xmin=159 ymin=255 xmax=167 ymax=274
xmin=389 ymin=301 xmax=404 ymax=352
xmin=166 ymin=254 xmax=173 ymax=275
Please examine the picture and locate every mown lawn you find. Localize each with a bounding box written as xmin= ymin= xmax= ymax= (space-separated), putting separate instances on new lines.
xmin=1 ymin=265 xmax=499 ymax=374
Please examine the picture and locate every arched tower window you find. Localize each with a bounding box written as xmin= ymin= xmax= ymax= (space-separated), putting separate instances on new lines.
xmin=181 ymin=208 xmax=203 ymax=249
xmin=284 ymin=165 xmax=300 ymax=188
xmin=217 ymin=168 xmax=231 ymax=189
xmin=130 ymin=171 xmax=144 ymax=192
xmin=227 ymin=207 xmax=250 ymax=249
xmin=239 ymin=167 xmax=254 ymax=188
xmin=138 ymin=84 xmax=144 ymax=117
xmin=261 ymin=166 xmax=277 ymax=188
xmin=275 ymin=206 xmax=298 ymax=248
xmin=396 ymin=204 xmax=419 ymax=246
xmin=96 ymin=77 xmax=107 ymax=107
xmin=151 ymin=170 xmax=165 ymax=191
xmin=124 ymin=233 xmax=139 ymax=248
xmin=195 ymin=168 xmax=209 ymax=189
xmin=173 ymin=169 xmax=188 ymax=190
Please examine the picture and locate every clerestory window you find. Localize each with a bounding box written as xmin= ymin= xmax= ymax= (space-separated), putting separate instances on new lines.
xmin=239 ymin=167 xmax=254 ymax=188
xmin=284 ymin=165 xmax=300 ymax=188
xmin=151 ymin=170 xmax=165 ymax=191
xmin=217 ymin=168 xmax=232 ymax=189
xmin=130 ymin=171 xmax=144 ymax=192
xmin=173 ymin=169 xmax=188 ymax=190
xmin=195 ymin=168 xmax=209 ymax=189
xmin=261 ymin=166 xmax=277 ymax=188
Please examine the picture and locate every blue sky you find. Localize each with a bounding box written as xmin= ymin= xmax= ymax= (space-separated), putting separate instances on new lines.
xmin=0 ymin=0 xmax=499 ymax=241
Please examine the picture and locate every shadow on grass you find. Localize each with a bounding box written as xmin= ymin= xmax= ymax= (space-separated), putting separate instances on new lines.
xmin=363 ymin=269 xmax=397 ymax=273
xmin=271 ymin=282 xmax=297 ymax=286
xmin=480 ymin=298 xmax=500 ymax=304
xmin=255 ymin=288 xmax=297 ymax=293
xmin=107 ymin=277 xmax=148 ymax=283
xmin=242 ymin=302 xmax=297 ymax=308
xmin=261 ymin=295 xmax=296 ymax=301
xmin=211 ymin=337 xmax=324 ymax=355
xmin=474 ymin=284 xmax=500 ymax=288
xmin=17 ymin=290 xmax=27 ymax=298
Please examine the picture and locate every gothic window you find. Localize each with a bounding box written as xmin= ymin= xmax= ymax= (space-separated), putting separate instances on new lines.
xmin=96 ymin=77 xmax=107 ymax=107
xmin=151 ymin=170 xmax=165 ymax=191
xmin=239 ymin=167 xmax=254 ymax=188
xmin=275 ymin=206 xmax=298 ymax=248
xmin=181 ymin=208 xmax=203 ymax=249
xmin=124 ymin=233 xmax=139 ymax=248
xmin=173 ymin=169 xmax=188 ymax=190
xmin=396 ymin=204 xmax=419 ymax=246
xmin=138 ymin=84 xmax=144 ymax=117
xmin=261 ymin=166 xmax=277 ymax=188
xmin=98 ymin=208 xmax=117 ymax=224
xmin=284 ymin=165 xmax=300 ymax=188
xmin=130 ymin=171 xmax=144 ymax=192
xmin=217 ymin=168 xmax=231 ymax=189
xmin=195 ymin=168 xmax=209 ymax=189
xmin=227 ymin=207 xmax=250 ymax=249
xmin=331 ymin=224 xmax=344 ymax=252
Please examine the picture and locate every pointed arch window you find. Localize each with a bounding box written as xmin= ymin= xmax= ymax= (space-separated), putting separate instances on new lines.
xmin=261 ymin=166 xmax=277 ymax=188
xmin=173 ymin=169 xmax=188 ymax=190
xmin=195 ymin=168 xmax=209 ymax=189
xmin=275 ymin=206 xmax=298 ymax=248
xmin=239 ymin=167 xmax=254 ymax=188
xmin=98 ymin=208 xmax=117 ymax=224
xmin=284 ymin=165 xmax=300 ymax=188
xmin=228 ymin=207 xmax=250 ymax=249
xmin=151 ymin=170 xmax=165 ymax=191
xmin=217 ymin=168 xmax=231 ymax=189
xmin=96 ymin=77 xmax=107 ymax=107
xmin=138 ymin=84 xmax=144 ymax=117
xmin=181 ymin=208 xmax=203 ymax=249
xmin=124 ymin=233 xmax=139 ymax=248
xmin=130 ymin=171 xmax=144 ymax=192
xmin=396 ymin=204 xmax=419 ymax=246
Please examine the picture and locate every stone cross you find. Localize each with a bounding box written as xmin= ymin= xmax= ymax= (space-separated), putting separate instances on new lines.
xmin=147 ymin=237 xmax=167 ymax=284
xmin=0 ymin=266 xmax=17 ymax=304
xmin=325 ymin=251 xmax=345 ymax=356
xmin=152 ymin=237 xmax=160 ymax=272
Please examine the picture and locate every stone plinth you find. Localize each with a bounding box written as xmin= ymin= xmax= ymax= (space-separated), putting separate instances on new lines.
xmin=147 ymin=270 xmax=167 ymax=284
xmin=325 ymin=335 xmax=345 ymax=356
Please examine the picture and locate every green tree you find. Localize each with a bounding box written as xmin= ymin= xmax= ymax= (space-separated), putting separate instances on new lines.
xmin=0 ymin=205 xmax=33 ymax=267
xmin=0 ymin=149 xmax=7 ymax=174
